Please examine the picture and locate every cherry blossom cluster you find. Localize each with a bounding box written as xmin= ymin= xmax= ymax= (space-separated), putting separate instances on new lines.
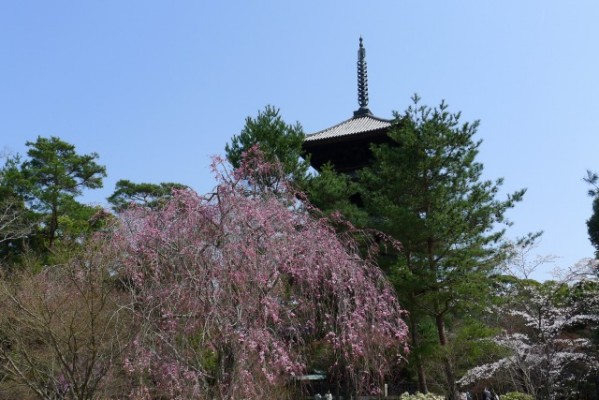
xmin=110 ymin=151 xmax=409 ymax=398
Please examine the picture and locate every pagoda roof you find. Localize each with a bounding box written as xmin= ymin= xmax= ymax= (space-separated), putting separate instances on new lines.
xmin=304 ymin=113 xmax=391 ymax=145
xmin=304 ymin=38 xmax=393 ymax=147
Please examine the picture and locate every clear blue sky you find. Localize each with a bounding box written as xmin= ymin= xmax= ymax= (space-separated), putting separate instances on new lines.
xmin=2 ymin=1 xmax=598 ymax=279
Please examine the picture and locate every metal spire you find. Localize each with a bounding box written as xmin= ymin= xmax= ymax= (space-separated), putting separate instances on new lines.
xmin=354 ymin=37 xmax=371 ymax=117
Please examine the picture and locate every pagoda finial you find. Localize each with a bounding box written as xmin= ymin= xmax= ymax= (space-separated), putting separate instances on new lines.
xmin=354 ymin=37 xmax=371 ymax=117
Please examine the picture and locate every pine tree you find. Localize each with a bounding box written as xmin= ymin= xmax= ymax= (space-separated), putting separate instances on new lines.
xmin=225 ymin=105 xmax=310 ymax=186
xmin=3 ymin=136 xmax=106 ymax=249
xmin=357 ymin=95 xmax=525 ymax=399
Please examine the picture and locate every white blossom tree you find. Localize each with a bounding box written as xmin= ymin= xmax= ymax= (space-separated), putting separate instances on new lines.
xmin=459 ymin=257 xmax=599 ymax=399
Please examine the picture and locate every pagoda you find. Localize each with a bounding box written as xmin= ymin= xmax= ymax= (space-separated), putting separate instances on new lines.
xmin=303 ymin=38 xmax=393 ymax=174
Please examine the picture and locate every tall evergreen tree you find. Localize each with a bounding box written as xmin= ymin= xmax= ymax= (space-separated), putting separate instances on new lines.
xmin=4 ymin=136 xmax=106 ymax=249
xmin=355 ymin=96 xmax=525 ymax=399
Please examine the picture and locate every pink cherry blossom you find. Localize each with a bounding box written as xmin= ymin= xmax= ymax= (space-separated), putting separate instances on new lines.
xmin=110 ymin=149 xmax=409 ymax=398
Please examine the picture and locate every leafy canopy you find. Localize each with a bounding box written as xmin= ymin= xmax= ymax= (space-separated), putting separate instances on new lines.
xmin=225 ymin=105 xmax=310 ymax=185
xmin=1 ymin=136 xmax=106 ymax=249
xmin=107 ymin=179 xmax=187 ymax=212
xmin=324 ymin=95 xmax=527 ymax=398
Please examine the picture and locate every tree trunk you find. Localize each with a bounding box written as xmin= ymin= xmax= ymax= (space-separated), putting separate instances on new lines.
xmin=435 ymin=313 xmax=457 ymax=400
xmin=48 ymin=205 xmax=58 ymax=248
xmin=409 ymin=315 xmax=428 ymax=394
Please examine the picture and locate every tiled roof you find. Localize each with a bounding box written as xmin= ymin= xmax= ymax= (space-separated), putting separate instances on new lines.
xmin=305 ymin=114 xmax=391 ymax=143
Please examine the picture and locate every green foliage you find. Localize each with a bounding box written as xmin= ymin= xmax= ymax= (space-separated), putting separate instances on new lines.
xmin=362 ymin=95 xmax=523 ymax=276
xmin=0 ymin=157 xmax=34 ymax=242
xmin=360 ymin=95 xmax=524 ymax=315
xmin=225 ymin=105 xmax=310 ymax=184
xmin=1 ymin=154 xmax=39 ymax=268
xmin=305 ymin=163 xmax=367 ymax=225
xmin=585 ymin=170 xmax=599 ymax=258
xmin=588 ymin=197 xmax=599 ymax=258
xmin=451 ymin=320 xmax=504 ymax=373
xmin=0 ymin=136 xmax=106 ymax=255
xmin=499 ymin=392 xmax=534 ymax=400
xmin=21 ymin=136 xmax=105 ymax=200
xmin=585 ymin=170 xmax=599 ymax=197
xmin=309 ymin=95 xmax=525 ymax=397
xmin=107 ymin=179 xmax=187 ymax=212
